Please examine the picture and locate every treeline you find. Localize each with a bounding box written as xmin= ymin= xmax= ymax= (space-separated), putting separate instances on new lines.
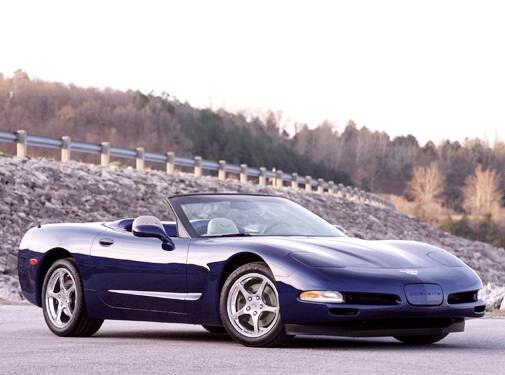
xmin=0 ymin=70 xmax=350 ymax=185
xmin=293 ymin=115 xmax=505 ymax=246
xmin=293 ymin=122 xmax=505 ymax=207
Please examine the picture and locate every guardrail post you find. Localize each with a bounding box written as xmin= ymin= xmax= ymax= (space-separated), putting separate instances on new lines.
xmin=240 ymin=164 xmax=248 ymax=183
xmin=218 ymin=160 xmax=226 ymax=180
xmin=328 ymin=181 xmax=335 ymax=194
xmin=353 ymin=187 xmax=360 ymax=201
xmin=61 ymin=136 xmax=71 ymax=162
xmin=337 ymin=183 xmax=344 ymax=197
xmin=16 ymin=130 xmax=27 ymax=157
xmin=291 ymin=173 xmax=298 ymax=190
xmin=259 ymin=167 xmax=267 ymax=186
xmin=344 ymin=186 xmax=351 ymax=199
xmin=194 ymin=156 xmax=202 ymax=177
xmin=136 ymin=147 xmax=145 ymax=171
xmin=363 ymin=193 xmax=370 ymax=205
xmin=276 ymin=170 xmax=283 ymax=188
xmin=340 ymin=186 xmax=347 ymax=199
xmin=305 ymin=176 xmax=312 ymax=192
xmin=317 ymin=178 xmax=324 ymax=193
xmin=166 ymin=152 xmax=175 ymax=174
xmin=100 ymin=142 xmax=110 ymax=166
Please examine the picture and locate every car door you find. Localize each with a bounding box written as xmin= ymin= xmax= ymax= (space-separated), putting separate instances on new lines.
xmin=89 ymin=226 xmax=189 ymax=314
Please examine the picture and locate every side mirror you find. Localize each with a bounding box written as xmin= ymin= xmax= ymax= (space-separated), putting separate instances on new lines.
xmin=132 ymin=215 xmax=174 ymax=250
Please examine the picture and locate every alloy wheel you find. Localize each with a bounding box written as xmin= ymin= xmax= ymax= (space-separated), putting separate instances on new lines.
xmin=45 ymin=268 xmax=77 ymax=328
xmin=226 ymin=272 xmax=280 ymax=338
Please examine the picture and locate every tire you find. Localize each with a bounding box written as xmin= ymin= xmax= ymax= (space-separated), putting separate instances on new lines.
xmin=394 ymin=333 xmax=449 ymax=345
xmin=220 ymin=261 xmax=290 ymax=347
xmin=41 ymin=258 xmax=104 ymax=337
xmin=202 ymin=325 xmax=227 ymax=334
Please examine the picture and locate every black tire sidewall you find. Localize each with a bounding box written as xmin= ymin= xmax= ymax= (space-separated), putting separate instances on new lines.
xmin=41 ymin=258 xmax=86 ymax=336
xmin=219 ymin=262 xmax=285 ymax=347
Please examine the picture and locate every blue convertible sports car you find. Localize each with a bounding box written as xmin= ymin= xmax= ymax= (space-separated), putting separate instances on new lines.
xmin=18 ymin=194 xmax=485 ymax=347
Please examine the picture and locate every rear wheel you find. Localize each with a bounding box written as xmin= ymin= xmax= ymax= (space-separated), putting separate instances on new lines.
xmin=220 ymin=262 xmax=290 ymax=347
xmin=42 ymin=258 xmax=103 ymax=337
xmin=394 ymin=333 xmax=449 ymax=345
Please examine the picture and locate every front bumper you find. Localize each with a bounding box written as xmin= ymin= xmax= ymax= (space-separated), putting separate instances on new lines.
xmin=281 ymin=298 xmax=485 ymax=337
xmin=278 ymin=263 xmax=485 ymax=337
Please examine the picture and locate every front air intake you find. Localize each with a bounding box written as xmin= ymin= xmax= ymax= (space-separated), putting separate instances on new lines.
xmin=344 ymin=292 xmax=401 ymax=305
xmin=448 ymin=291 xmax=478 ymax=304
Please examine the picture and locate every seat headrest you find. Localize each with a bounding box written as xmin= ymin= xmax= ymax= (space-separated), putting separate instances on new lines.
xmin=206 ymin=218 xmax=239 ymax=236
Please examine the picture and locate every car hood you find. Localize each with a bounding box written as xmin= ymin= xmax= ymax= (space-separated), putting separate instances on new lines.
xmin=252 ymin=236 xmax=466 ymax=269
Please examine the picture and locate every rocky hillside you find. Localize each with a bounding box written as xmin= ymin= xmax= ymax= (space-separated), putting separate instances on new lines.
xmin=1 ymin=156 xmax=504 ymax=308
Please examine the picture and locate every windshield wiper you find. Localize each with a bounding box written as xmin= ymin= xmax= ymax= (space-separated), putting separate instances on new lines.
xmin=204 ymin=233 xmax=253 ymax=238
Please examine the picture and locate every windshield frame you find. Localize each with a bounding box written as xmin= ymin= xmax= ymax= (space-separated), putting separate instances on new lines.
xmin=167 ymin=193 xmax=345 ymax=239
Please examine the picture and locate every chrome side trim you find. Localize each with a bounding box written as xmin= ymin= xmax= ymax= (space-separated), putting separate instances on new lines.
xmin=108 ymin=290 xmax=202 ymax=301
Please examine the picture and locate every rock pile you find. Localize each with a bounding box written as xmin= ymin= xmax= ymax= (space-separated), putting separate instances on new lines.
xmin=1 ymin=156 xmax=504 ymax=309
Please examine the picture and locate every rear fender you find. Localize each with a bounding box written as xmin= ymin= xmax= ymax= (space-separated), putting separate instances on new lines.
xmin=17 ymin=223 xmax=100 ymax=306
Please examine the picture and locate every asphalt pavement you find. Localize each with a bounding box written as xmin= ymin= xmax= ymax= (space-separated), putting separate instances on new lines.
xmin=1 ymin=305 xmax=504 ymax=375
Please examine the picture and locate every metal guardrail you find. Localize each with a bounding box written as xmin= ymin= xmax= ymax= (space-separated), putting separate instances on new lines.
xmin=0 ymin=131 xmax=16 ymax=142
xmin=0 ymin=129 xmax=393 ymax=208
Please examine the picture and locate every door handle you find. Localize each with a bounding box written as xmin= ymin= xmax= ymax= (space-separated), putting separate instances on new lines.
xmin=99 ymin=238 xmax=114 ymax=247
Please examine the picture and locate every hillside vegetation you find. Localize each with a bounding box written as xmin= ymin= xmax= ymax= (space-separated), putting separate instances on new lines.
xmin=0 ymin=71 xmax=350 ymax=185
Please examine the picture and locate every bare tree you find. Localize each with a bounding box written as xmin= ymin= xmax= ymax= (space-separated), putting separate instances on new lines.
xmin=463 ymin=165 xmax=503 ymax=219
xmin=408 ymin=162 xmax=445 ymax=203
xmin=407 ymin=162 xmax=445 ymax=222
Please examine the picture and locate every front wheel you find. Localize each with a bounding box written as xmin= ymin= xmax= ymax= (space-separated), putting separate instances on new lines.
xmin=394 ymin=333 xmax=449 ymax=345
xmin=42 ymin=258 xmax=103 ymax=337
xmin=220 ymin=262 xmax=290 ymax=347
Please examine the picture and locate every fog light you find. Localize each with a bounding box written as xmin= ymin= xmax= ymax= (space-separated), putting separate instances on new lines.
xmin=300 ymin=291 xmax=344 ymax=303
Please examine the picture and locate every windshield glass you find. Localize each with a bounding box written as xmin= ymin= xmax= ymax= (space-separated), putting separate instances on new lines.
xmin=169 ymin=195 xmax=345 ymax=238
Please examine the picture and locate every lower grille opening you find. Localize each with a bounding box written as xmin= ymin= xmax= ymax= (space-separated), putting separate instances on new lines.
xmin=329 ymin=308 xmax=360 ymax=316
xmin=344 ymin=292 xmax=401 ymax=305
xmin=474 ymin=305 xmax=485 ymax=313
xmin=448 ymin=291 xmax=478 ymax=304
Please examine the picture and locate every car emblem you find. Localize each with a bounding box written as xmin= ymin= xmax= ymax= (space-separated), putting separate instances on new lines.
xmin=400 ymin=269 xmax=418 ymax=275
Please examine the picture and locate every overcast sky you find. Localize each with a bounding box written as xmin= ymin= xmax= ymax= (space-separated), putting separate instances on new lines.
xmin=1 ymin=0 xmax=504 ymax=144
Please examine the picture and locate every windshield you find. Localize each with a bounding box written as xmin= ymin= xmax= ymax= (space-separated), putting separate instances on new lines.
xmin=169 ymin=195 xmax=345 ymax=238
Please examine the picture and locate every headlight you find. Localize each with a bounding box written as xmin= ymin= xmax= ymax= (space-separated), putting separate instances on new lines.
xmin=299 ymin=291 xmax=344 ymax=303
xmin=477 ymin=288 xmax=486 ymax=300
